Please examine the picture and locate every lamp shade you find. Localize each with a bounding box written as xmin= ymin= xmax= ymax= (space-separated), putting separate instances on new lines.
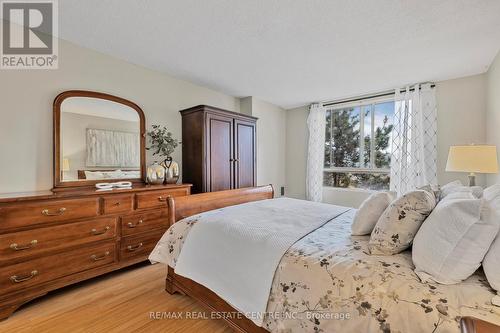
xmin=62 ymin=158 xmax=70 ymax=171
xmin=446 ymin=145 xmax=498 ymax=174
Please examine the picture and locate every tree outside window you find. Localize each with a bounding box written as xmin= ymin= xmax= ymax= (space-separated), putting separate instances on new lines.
xmin=324 ymin=100 xmax=394 ymax=190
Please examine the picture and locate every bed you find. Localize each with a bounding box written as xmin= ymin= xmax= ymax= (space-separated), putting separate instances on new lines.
xmin=149 ymin=186 xmax=500 ymax=333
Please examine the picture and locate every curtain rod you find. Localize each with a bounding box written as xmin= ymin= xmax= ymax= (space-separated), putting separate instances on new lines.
xmin=322 ymin=83 xmax=436 ymax=107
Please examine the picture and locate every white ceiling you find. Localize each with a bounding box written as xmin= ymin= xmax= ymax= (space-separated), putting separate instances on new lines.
xmin=59 ymin=0 xmax=500 ymax=109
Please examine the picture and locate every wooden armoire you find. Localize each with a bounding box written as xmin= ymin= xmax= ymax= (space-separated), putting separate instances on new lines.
xmin=180 ymin=105 xmax=257 ymax=193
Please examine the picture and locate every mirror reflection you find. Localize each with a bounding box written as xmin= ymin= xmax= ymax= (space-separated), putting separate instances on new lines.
xmin=60 ymin=97 xmax=141 ymax=182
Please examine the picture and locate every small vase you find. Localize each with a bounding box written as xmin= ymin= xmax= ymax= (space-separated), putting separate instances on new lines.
xmin=162 ymin=157 xmax=180 ymax=184
xmin=146 ymin=161 xmax=165 ymax=185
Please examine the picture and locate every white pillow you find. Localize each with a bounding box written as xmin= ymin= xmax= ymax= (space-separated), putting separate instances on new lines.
xmin=351 ymin=192 xmax=395 ymax=236
xmin=439 ymin=180 xmax=462 ymax=197
xmin=369 ymin=190 xmax=436 ymax=255
xmin=412 ymin=193 xmax=500 ymax=284
xmin=484 ymin=184 xmax=500 ymax=209
xmin=481 ymin=184 xmax=500 ymax=305
xmin=84 ymin=170 xmax=131 ymax=180
xmin=440 ymin=180 xmax=483 ymax=199
xmin=84 ymin=170 xmax=106 ymax=180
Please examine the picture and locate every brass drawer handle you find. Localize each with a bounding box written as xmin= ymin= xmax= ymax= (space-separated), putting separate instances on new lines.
xmin=127 ymin=219 xmax=143 ymax=228
xmin=90 ymin=251 xmax=110 ymax=261
xmin=127 ymin=243 xmax=143 ymax=252
xmin=41 ymin=207 xmax=66 ymax=216
xmin=91 ymin=226 xmax=110 ymax=235
xmin=10 ymin=240 xmax=38 ymax=251
xmin=10 ymin=270 xmax=38 ymax=283
xmin=113 ymin=202 xmax=121 ymax=206
xmin=157 ymin=196 xmax=168 ymax=202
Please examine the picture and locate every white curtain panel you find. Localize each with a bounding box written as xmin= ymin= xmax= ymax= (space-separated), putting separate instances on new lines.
xmin=86 ymin=128 xmax=140 ymax=168
xmin=390 ymin=84 xmax=437 ymax=196
xmin=306 ymin=103 xmax=326 ymax=202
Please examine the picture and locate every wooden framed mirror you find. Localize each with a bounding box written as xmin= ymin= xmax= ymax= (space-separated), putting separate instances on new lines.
xmin=53 ymin=90 xmax=146 ymax=190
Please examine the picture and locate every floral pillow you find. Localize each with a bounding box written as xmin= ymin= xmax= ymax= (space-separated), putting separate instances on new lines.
xmin=369 ymin=190 xmax=436 ymax=255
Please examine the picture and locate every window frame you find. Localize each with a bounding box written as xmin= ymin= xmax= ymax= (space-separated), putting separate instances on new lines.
xmin=324 ymin=96 xmax=394 ymax=187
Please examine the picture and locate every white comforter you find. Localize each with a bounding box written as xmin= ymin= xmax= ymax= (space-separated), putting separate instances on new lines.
xmin=150 ymin=197 xmax=349 ymax=326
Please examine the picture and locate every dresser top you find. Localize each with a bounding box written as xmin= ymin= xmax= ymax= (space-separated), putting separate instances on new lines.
xmin=0 ymin=183 xmax=192 ymax=204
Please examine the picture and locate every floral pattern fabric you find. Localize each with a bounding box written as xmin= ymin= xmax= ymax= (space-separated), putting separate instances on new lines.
xmin=152 ymin=209 xmax=500 ymax=333
xmin=369 ymin=190 xmax=436 ymax=255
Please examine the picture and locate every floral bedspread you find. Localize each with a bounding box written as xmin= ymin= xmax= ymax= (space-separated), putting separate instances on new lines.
xmin=150 ymin=209 xmax=500 ymax=333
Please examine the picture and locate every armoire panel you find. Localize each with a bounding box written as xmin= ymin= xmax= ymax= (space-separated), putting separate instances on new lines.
xmin=207 ymin=114 xmax=233 ymax=192
xmin=235 ymin=120 xmax=256 ymax=188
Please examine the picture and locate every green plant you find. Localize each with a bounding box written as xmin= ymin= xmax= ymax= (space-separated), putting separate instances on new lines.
xmin=146 ymin=125 xmax=180 ymax=161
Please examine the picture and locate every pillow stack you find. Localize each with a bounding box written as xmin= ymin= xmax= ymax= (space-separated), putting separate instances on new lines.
xmin=350 ymin=181 xmax=500 ymax=305
xmin=350 ymin=187 xmax=436 ymax=255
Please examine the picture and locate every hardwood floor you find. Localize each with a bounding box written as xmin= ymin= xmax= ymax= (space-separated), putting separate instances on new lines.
xmin=0 ymin=262 xmax=233 ymax=333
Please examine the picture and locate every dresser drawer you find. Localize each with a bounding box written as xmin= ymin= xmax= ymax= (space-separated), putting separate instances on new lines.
xmin=0 ymin=217 xmax=117 ymax=264
xmin=102 ymin=194 xmax=133 ymax=215
xmin=135 ymin=188 xmax=189 ymax=210
xmin=0 ymin=198 xmax=100 ymax=231
xmin=120 ymin=231 xmax=163 ymax=261
xmin=121 ymin=211 xmax=168 ymax=236
xmin=0 ymin=241 xmax=116 ymax=295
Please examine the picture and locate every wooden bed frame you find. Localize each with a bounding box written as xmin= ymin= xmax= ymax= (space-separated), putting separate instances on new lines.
xmin=165 ymin=185 xmax=273 ymax=333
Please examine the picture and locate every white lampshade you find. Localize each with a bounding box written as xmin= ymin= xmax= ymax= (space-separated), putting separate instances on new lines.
xmin=62 ymin=158 xmax=70 ymax=171
xmin=446 ymin=145 xmax=498 ymax=174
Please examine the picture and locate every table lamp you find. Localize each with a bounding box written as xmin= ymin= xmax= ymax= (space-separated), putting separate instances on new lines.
xmin=446 ymin=145 xmax=498 ymax=186
xmin=62 ymin=158 xmax=70 ymax=172
xmin=61 ymin=158 xmax=70 ymax=179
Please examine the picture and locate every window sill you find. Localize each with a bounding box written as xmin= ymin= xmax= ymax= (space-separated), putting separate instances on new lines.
xmin=322 ymin=186 xmax=380 ymax=194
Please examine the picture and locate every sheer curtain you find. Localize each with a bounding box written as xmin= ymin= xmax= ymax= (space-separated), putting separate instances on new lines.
xmin=390 ymin=83 xmax=437 ymax=196
xmin=306 ymin=103 xmax=326 ymax=202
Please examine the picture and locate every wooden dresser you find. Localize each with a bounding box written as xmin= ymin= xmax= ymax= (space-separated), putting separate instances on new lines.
xmin=0 ymin=183 xmax=191 ymax=320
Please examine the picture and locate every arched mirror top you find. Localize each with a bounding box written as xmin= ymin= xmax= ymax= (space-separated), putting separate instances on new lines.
xmin=53 ymin=90 xmax=146 ymax=190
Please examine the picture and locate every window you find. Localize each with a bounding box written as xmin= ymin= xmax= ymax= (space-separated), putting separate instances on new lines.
xmin=324 ymin=99 xmax=394 ymax=190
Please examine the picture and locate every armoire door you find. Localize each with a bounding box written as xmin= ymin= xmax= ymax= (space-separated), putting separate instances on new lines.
xmin=206 ymin=113 xmax=234 ymax=192
xmin=234 ymin=119 xmax=256 ymax=188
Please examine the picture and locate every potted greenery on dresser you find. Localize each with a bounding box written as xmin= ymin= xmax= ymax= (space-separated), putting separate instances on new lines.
xmin=146 ymin=125 xmax=181 ymax=184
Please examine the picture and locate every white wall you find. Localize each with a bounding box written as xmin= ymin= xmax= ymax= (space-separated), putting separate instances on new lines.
xmin=0 ymin=39 xmax=288 ymax=195
xmin=0 ymin=38 xmax=240 ymax=193
xmin=436 ymin=74 xmax=488 ymax=186
xmin=285 ymin=106 xmax=308 ymax=199
xmin=487 ymin=51 xmax=500 ymax=185
xmin=239 ymin=96 xmax=253 ymax=116
xmin=242 ymin=97 xmax=286 ymax=197
xmin=285 ymin=74 xmax=488 ymax=207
